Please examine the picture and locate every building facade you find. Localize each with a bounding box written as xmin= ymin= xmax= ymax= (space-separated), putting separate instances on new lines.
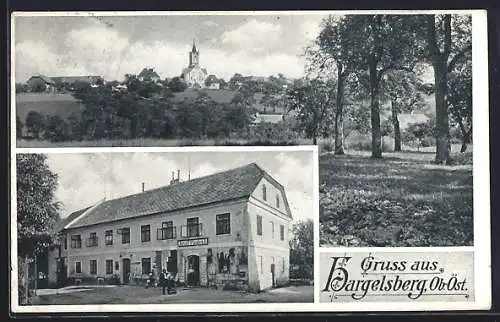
xmin=50 ymin=163 xmax=292 ymax=292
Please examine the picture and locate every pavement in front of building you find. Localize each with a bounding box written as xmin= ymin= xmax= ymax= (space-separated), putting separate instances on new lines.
xmin=30 ymin=284 xmax=313 ymax=305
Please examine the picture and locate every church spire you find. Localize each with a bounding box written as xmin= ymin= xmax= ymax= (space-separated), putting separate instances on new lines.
xmin=192 ymin=39 xmax=198 ymax=53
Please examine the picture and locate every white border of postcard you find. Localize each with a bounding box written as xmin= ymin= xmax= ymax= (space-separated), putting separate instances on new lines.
xmin=10 ymin=9 xmax=490 ymax=313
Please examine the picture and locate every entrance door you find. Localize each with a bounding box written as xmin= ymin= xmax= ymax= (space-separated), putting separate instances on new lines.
xmin=122 ymin=258 xmax=131 ymax=284
xmin=58 ymin=257 xmax=67 ymax=287
xmin=167 ymin=250 xmax=178 ymax=275
xmin=186 ymin=255 xmax=200 ymax=286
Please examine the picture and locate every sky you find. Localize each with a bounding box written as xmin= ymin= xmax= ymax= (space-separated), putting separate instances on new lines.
xmin=14 ymin=13 xmax=328 ymax=82
xmin=46 ymin=150 xmax=315 ymax=223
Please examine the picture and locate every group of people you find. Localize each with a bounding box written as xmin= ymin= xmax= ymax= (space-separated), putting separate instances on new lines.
xmin=146 ymin=269 xmax=177 ymax=295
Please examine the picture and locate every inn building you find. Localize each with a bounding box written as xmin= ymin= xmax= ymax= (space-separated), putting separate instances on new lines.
xmin=51 ymin=163 xmax=292 ymax=292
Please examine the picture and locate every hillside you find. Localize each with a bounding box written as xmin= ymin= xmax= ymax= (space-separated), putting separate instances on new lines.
xmin=16 ymin=93 xmax=84 ymax=122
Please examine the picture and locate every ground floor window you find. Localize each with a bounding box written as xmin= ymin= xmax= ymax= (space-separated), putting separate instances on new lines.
xmin=75 ymin=261 xmax=82 ymax=274
xmin=142 ymin=258 xmax=151 ymax=275
xmin=106 ymin=259 xmax=113 ymax=274
xmin=282 ymin=257 xmax=285 ymax=272
xmin=90 ymin=260 xmax=97 ymax=275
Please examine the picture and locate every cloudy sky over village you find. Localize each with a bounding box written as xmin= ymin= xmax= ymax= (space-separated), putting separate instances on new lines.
xmin=46 ymin=150 xmax=316 ymax=223
xmin=14 ymin=13 xmax=328 ymax=82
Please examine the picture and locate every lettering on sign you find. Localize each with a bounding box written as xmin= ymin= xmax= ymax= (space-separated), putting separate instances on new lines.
xmin=177 ymin=238 xmax=209 ymax=247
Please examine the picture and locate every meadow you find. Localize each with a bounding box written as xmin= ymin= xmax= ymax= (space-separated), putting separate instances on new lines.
xmin=319 ymin=147 xmax=473 ymax=247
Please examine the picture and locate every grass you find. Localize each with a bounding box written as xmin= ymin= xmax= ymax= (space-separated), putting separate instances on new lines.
xmin=319 ymin=149 xmax=473 ymax=247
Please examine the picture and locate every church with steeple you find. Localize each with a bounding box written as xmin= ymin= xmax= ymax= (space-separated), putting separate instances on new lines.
xmin=180 ymin=40 xmax=209 ymax=88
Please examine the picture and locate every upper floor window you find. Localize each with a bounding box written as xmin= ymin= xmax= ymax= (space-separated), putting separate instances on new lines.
xmin=276 ymin=194 xmax=280 ymax=208
xmin=271 ymin=222 xmax=275 ymax=239
xmin=141 ymin=225 xmax=151 ymax=242
xmin=63 ymin=236 xmax=67 ymax=249
xmin=262 ymin=184 xmax=267 ymax=201
xmin=158 ymin=221 xmax=175 ymax=240
xmin=257 ymin=215 xmax=262 ymax=236
xmin=216 ymin=213 xmax=231 ymax=235
xmin=280 ymin=225 xmax=285 ymax=241
xmin=105 ymin=230 xmax=113 ymax=245
xmin=71 ymin=235 xmax=81 ymax=249
xmin=90 ymin=259 xmax=97 ymax=275
xmin=185 ymin=217 xmax=201 ymax=238
xmin=86 ymin=232 xmax=98 ymax=247
xmin=121 ymin=227 xmax=130 ymax=244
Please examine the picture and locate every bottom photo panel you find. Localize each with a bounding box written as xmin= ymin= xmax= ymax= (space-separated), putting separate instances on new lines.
xmin=13 ymin=147 xmax=317 ymax=309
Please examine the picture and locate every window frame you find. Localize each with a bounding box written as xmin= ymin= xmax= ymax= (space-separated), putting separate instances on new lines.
xmin=216 ymin=213 xmax=231 ymax=235
xmin=90 ymin=259 xmax=97 ymax=275
xmin=71 ymin=235 xmax=81 ymax=249
xmin=262 ymin=184 xmax=267 ymax=201
xmin=276 ymin=194 xmax=280 ymax=208
xmin=141 ymin=224 xmax=151 ymax=243
xmin=271 ymin=221 xmax=275 ymax=239
xmin=106 ymin=259 xmax=113 ymax=275
xmin=105 ymin=230 xmax=113 ymax=246
xmin=256 ymin=215 xmax=262 ymax=236
xmin=121 ymin=227 xmax=130 ymax=244
xmin=75 ymin=261 xmax=82 ymax=274
xmin=141 ymin=257 xmax=151 ymax=275
xmin=280 ymin=224 xmax=285 ymax=241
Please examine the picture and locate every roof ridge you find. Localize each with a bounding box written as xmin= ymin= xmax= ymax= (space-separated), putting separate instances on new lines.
xmin=92 ymin=162 xmax=261 ymax=204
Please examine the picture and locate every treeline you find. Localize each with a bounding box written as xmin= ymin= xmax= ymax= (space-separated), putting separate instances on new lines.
xmin=287 ymin=14 xmax=472 ymax=164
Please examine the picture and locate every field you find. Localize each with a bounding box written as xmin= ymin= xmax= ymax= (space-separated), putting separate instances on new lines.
xmin=319 ymin=147 xmax=473 ymax=247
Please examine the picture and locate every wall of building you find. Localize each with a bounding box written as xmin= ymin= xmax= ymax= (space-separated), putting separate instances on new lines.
xmin=61 ymin=199 xmax=248 ymax=283
xmin=246 ymin=177 xmax=292 ymax=291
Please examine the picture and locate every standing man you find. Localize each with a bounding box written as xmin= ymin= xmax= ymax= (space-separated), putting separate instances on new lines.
xmin=159 ymin=269 xmax=167 ymax=295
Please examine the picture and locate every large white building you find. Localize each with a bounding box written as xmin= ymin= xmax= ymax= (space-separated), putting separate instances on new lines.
xmin=49 ymin=163 xmax=292 ymax=292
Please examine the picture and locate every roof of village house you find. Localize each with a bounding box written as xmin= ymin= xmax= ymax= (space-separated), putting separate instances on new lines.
xmin=63 ymin=163 xmax=292 ymax=230
xmin=50 ymin=76 xmax=102 ymax=84
xmin=138 ymin=68 xmax=160 ymax=80
xmin=27 ymin=75 xmax=56 ymax=84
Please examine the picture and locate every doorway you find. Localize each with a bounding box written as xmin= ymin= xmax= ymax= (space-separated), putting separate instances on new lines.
xmin=186 ymin=255 xmax=200 ymax=286
xmin=58 ymin=257 xmax=67 ymax=287
xmin=122 ymin=258 xmax=131 ymax=284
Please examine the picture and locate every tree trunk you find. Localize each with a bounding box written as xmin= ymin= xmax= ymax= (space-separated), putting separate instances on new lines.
xmin=433 ymin=59 xmax=450 ymax=164
xmin=334 ymin=68 xmax=345 ymax=155
xmin=369 ymin=59 xmax=382 ymax=158
xmin=313 ymin=136 xmax=317 ymax=145
xmin=391 ymin=99 xmax=402 ymax=152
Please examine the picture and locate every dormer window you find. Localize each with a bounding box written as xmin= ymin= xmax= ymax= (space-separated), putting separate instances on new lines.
xmin=262 ymin=184 xmax=267 ymax=201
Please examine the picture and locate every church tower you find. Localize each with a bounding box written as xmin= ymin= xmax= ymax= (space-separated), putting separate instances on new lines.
xmin=189 ymin=39 xmax=199 ymax=67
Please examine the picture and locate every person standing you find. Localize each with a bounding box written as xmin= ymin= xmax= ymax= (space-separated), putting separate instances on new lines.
xmin=159 ymin=269 xmax=167 ymax=295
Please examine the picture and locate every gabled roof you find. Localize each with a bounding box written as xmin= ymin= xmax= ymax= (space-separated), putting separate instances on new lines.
xmin=50 ymin=76 xmax=102 ymax=84
xmin=27 ymin=75 xmax=55 ymax=85
xmin=64 ymin=163 xmax=290 ymax=230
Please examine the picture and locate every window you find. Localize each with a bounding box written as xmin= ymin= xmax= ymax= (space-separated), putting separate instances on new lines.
xmin=216 ymin=213 xmax=231 ymax=235
xmin=158 ymin=221 xmax=175 ymax=240
xmin=141 ymin=225 xmax=151 ymax=242
xmin=90 ymin=260 xmax=97 ymax=275
xmin=256 ymin=215 xmax=262 ymax=236
xmin=87 ymin=232 xmax=98 ymax=247
xmin=63 ymin=236 xmax=67 ymax=249
xmin=75 ymin=261 xmax=82 ymax=274
xmin=259 ymin=256 xmax=263 ymax=271
xmin=105 ymin=230 xmax=113 ymax=245
xmin=186 ymin=217 xmax=200 ymax=237
xmin=71 ymin=235 xmax=81 ymax=248
xmin=271 ymin=222 xmax=275 ymax=239
xmin=262 ymin=184 xmax=267 ymax=201
xmin=282 ymin=258 xmax=285 ymax=272
xmin=121 ymin=227 xmax=130 ymax=244
xmin=142 ymin=258 xmax=151 ymax=275
xmin=280 ymin=225 xmax=285 ymax=241
xmin=106 ymin=260 xmax=113 ymax=274
xmin=276 ymin=194 xmax=280 ymax=208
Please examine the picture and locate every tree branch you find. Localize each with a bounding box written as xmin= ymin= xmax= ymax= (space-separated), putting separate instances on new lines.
xmin=447 ymin=45 xmax=472 ymax=73
xmin=376 ymin=65 xmax=414 ymax=85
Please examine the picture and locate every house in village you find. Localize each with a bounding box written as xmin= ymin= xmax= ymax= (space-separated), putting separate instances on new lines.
xmin=25 ymin=74 xmax=103 ymax=92
xmin=44 ymin=163 xmax=292 ymax=292
xmin=138 ymin=68 xmax=161 ymax=83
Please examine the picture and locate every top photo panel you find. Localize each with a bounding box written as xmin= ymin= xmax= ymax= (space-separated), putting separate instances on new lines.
xmin=13 ymin=11 xmax=476 ymax=153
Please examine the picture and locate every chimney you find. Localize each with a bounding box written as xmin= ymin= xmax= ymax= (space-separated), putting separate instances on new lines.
xmin=142 ymin=182 xmax=145 ymax=192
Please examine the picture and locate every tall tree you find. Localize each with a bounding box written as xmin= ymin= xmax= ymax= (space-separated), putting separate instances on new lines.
xmin=25 ymin=110 xmax=45 ymax=139
xmin=422 ymin=14 xmax=472 ymax=163
xmin=17 ymin=154 xmax=61 ymax=304
xmin=286 ymin=78 xmax=336 ymax=145
xmin=289 ymin=219 xmax=314 ymax=280
xmin=340 ymin=15 xmax=420 ymax=158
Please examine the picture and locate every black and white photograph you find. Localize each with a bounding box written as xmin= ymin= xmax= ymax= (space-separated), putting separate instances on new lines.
xmin=14 ymin=148 xmax=316 ymax=306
